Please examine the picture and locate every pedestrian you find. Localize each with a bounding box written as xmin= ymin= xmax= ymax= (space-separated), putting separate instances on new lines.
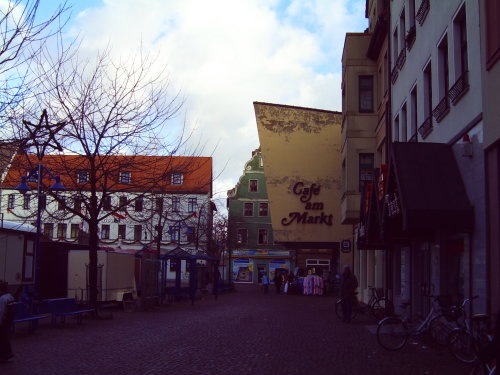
xmin=261 ymin=273 xmax=269 ymax=293
xmin=274 ymin=271 xmax=283 ymax=294
xmin=339 ymin=265 xmax=358 ymax=323
xmin=0 ymin=281 xmax=15 ymax=362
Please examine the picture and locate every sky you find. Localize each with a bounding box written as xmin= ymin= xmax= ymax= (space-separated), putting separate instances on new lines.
xmin=41 ymin=0 xmax=368 ymax=210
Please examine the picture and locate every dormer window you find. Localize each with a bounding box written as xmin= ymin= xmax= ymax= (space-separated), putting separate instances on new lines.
xmin=171 ymin=172 xmax=183 ymax=185
xmin=119 ymin=171 xmax=131 ymax=184
xmin=77 ymin=170 xmax=89 ymax=184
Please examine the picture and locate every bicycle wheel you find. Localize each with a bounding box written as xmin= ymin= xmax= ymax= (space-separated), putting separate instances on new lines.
xmin=429 ymin=314 xmax=454 ymax=346
xmin=335 ymin=299 xmax=358 ymax=321
xmin=376 ymin=317 xmax=408 ymax=350
xmin=448 ymin=328 xmax=478 ymax=364
xmin=370 ymin=298 xmax=394 ymax=320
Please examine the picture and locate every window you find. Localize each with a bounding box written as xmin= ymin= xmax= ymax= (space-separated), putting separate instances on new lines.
xmin=23 ymin=194 xmax=30 ymax=209
xmin=237 ymin=228 xmax=248 ymax=245
xmin=101 ymin=224 xmax=110 ymax=239
xmin=119 ymin=196 xmax=128 ymax=211
xmin=359 ymin=76 xmax=374 ymax=113
xmin=249 ymin=179 xmax=258 ymax=192
xmin=156 ymin=197 xmax=164 ymax=213
xmin=58 ymin=196 xmax=65 ymax=211
xmin=103 ymin=196 xmax=112 ymax=211
xmin=119 ymin=171 xmax=131 ymax=184
xmin=169 ymin=225 xmax=179 ymax=241
xmin=401 ymin=104 xmax=408 ymax=141
xmin=394 ymin=115 xmax=400 ymax=142
xmin=423 ymin=62 xmax=432 ymax=119
xmin=57 ymin=223 xmax=67 ymax=239
xmin=77 ymin=170 xmax=89 ymax=184
xmin=408 ymin=0 xmax=415 ymax=29
xmin=134 ymin=225 xmax=142 ymax=241
xmin=118 ymin=224 xmax=126 ymax=239
xmin=393 ymin=27 xmax=399 ymax=67
xmin=186 ymin=226 xmax=195 ymax=243
xmin=172 ymin=196 xmax=180 ymax=212
xmin=258 ymin=229 xmax=268 ymax=245
xmin=134 ymin=197 xmax=143 ymax=212
xmin=188 ymin=197 xmax=197 ymax=212
xmin=43 ymin=223 xmax=54 ymax=239
xmin=74 ymin=197 xmax=83 ymax=212
xmin=399 ymin=8 xmax=406 ymax=53
xmin=410 ymin=86 xmax=418 ymax=140
xmin=7 ymin=194 xmax=15 ymax=209
xmin=171 ymin=172 xmax=183 ymax=185
xmin=259 ymin=203 xmax=268 ymax=217
xmin=169 ymin=260 xmax=177 ymax=272
xmin=39 ymin=194 xmax=46 ymax=210
xmin=454 ymin=6 xmax=468 ymax=77
xmin=359 ymin=153 xmax=374 ymax=192
xmin=438 ymin=36 xmax=450 ymax=99
xmin=485 ymin=0 xmax=500 ymax=67
xmin=70 ymin=224 xmax=80 ymax=239
xmin=243 ymin=202 xmax=253 ymax=216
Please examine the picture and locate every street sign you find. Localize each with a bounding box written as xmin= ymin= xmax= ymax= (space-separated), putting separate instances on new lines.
xmin=341 ymin=240 xmax=351 ymax=253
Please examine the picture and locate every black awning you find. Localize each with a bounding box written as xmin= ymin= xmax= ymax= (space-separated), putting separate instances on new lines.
xmin=386 ymin=143 xmax=474 ymax=234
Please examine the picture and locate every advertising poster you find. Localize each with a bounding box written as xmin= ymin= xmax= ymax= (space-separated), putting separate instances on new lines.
xmin=233 ymin=258 xmax=253 ymax=283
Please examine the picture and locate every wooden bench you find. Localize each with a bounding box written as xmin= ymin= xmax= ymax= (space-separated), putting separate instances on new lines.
xmin=12 ymin=302 xmax=49 ymax=332
xmin=38 ymin=298 xmax=94 ymax=324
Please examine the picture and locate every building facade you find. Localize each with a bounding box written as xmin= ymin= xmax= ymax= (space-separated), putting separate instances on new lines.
xmin=1 ymin=153 xmax=214 ymax=266
xmin=227 ymin=149 xmax=292 ymax=284
xmin=254 ymin=102 xmax=352 ymax=282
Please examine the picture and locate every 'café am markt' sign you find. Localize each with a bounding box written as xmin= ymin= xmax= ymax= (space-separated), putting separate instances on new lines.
xmin=281 ymin=182 xmax=333 ymax=226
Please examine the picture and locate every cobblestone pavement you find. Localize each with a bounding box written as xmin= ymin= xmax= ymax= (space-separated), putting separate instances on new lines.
xmin=2 ymin=285 xmax=472 ymax=375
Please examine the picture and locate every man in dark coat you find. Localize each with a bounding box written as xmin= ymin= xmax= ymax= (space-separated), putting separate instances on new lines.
xmin=0 ymin=281 xmax=15 ymax=361
xmin=339 ymin=265 xmax=358 ymax=322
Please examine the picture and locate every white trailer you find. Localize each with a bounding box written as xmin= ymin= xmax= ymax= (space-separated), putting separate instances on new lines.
xmin=0 ymin=221 xmax=36 ymax=290
xmin=67 ymin=250 xmax=137 ymax=303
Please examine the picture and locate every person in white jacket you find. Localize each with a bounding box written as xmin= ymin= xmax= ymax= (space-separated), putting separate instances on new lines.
xmin=0 ymin=281 xmax=14 ymax=361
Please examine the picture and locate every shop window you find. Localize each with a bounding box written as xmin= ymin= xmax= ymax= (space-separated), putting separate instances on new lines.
xmin=259 ymin=202 xmax=268 ymax=217
xmin=249 ymin=179 xmax=258 ymax=192
xmin=258 ymin=229 xmax=268 ymax=245
xmin=237 ymin=228 xmax=248 ymax=245
xmin=359 ymin=153 xmax=374 ymax=193
xmin=243 ymin=202 xmax=253 ymax=217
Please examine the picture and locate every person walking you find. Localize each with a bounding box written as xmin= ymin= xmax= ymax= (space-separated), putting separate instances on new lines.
xmin=261 ymin=273 xmax=269 ymax=293
xmin=0 ymin=281 xmax=15 ymax=362
xmin=339 ymin=265 xmax=358 ymax=323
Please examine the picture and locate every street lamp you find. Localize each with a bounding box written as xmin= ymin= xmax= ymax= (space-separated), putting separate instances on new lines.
xmin=16 ymin=165 xmax=66 ymax=298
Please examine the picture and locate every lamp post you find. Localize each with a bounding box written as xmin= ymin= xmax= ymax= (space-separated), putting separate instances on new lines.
xmin=16 ymin=165 xmax=65 ymax=297
xmin=16 ymin=110 xmax=66 ymax=298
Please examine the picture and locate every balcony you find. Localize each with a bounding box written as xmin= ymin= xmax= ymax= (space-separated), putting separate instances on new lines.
xmin=416 ymin=0 xmax=430 ymax=26
xmin=396 ymin=48 xmax=406 ymax=70
xmin=418 ymin=116 xmax=433 ymax=139
xmin=432 ymin=96 xmax=450 ymax=123
xmin=448 ymin=71 xmax=469 ymax=105
xmin=405 ymin=26 xmax=416 ymax=51
xmin=391 ymin=65 xmax=399 ymax=85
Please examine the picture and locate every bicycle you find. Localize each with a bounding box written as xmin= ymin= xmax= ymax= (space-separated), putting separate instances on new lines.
xmin=335 ymin=286 xmax=393 ymax=322
xmin=376 ymin=295 xmax=452 ymax=350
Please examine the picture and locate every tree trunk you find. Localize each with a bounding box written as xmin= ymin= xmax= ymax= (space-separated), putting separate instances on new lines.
xmin=88 ymin=217 xmax=99 ymax=311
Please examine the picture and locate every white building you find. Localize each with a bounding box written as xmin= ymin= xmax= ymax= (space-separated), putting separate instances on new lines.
xmin=389 ymin=0 xmax=486 ymax=314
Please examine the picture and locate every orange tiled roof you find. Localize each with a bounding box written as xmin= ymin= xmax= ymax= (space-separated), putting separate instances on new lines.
xmin=2 ymin=153 xmax=212 ymax=194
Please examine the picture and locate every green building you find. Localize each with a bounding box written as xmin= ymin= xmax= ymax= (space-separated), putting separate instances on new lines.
xmin=227 ymin=148 xmax=292 ymax=284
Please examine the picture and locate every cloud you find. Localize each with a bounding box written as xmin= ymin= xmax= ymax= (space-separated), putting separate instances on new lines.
xmin=68 ymin=0 xmax=367 ymax=204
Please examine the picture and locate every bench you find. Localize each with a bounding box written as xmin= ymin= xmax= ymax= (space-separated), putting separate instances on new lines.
xmin=38 ymin=298 xmax=94 ymax=324
xmin=12 ymin=302 xmax=49 ymax=332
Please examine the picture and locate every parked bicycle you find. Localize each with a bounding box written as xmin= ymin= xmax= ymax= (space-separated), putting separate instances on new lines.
xmin=335 ymin=286 xmax=393 ymax=322
xmin=376 ymin=295 xmax=453 ymax=350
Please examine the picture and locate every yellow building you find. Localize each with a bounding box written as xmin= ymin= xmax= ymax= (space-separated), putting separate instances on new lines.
xmin=254 ymin=102 xmax=352 ymax=280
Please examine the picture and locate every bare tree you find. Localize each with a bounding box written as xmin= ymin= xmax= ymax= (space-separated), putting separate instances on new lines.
xmin=8 ymin=44 xmax=207 ymax=309
xmin=0 ymin=0 xmax=69 ymax=116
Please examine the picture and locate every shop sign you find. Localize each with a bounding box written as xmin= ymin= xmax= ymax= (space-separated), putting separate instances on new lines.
xmin=281 ymin=182 xmax=333 ymax=226
xmin=341 ymin=240 xmax=351 ymax=253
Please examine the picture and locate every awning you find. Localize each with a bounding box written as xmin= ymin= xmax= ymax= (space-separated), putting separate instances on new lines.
xmin=385 ymin=143 xmax=474 ymax=234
